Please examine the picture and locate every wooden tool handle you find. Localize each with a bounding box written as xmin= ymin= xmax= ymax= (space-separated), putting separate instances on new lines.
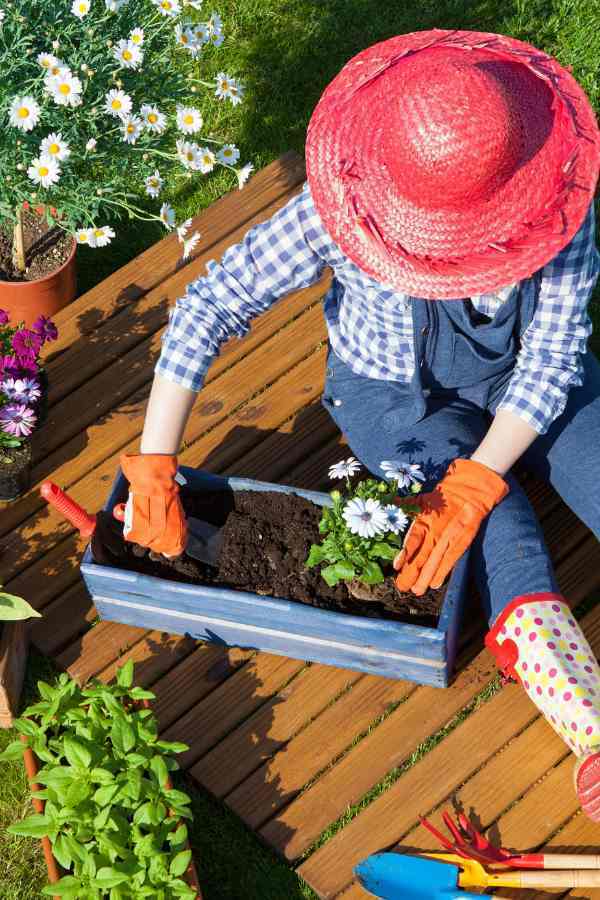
xmin=40 ymin=481 xmax=96 ymax=537
xmin=519 ymin=869 xmax=600 ymax=888
xmin=542 ymin=853 xmax=600 ymax=869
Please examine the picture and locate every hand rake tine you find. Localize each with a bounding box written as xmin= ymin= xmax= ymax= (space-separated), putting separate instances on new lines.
xmin=419 ymin=815 xmax=456 ymax=852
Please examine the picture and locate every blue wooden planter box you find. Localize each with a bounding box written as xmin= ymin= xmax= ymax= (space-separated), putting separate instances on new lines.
xmin=81 ymin=467 xmax=470 ymax=687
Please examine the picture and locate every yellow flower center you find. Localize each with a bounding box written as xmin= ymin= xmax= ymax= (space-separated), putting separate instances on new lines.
xmin=181 ymin=34 xmax=189 ymax=43
xmin=224 ymin=149 xmax=232 ymax=157
xmin=79 ymin=2 xmax=87 ymax=10
xmin=150 ymin=179 xmax=158 ymax=186
xmin=161 ymin=1 xmax=171 ymax=8
xmin=79 ymin=233 xmax=89 ymax=242
xmin=127 ymin=124 xmax=135 ymax=133
xmin=132 ymin=35 xmax=141 ymax=44
xmin=94 ymin=229 xmax=104 ymax=238
xmin=18 ymin=107 xmax=29 ymax=119
xmin=49 ymin=143 xmax=60 ymax=155
xmin=51 ymin=66 xmax=61 ymax=74
xmin=186 ymin=152 xmax=194 ymax=161
xmin=39 ymin=166 xmax=49 ymax=177
xmin=148 ymin=112 xmax=157 ymax=123
xmin=221 ymin=81 xmax=229 ymax=90
xmin=112 ymin=99 xmax=122 ymax=110
xmin=123 ymin=49 xmax=132 ymax=61
xmin=184 ymin=114 xmax=194 ymax=125
xmin=59 ymin=83 xmax=71 ymax=95
xmin=203 ymin=155 xmax=211 ymax=164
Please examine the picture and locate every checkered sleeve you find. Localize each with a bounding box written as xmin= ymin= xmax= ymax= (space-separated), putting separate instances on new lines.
xmin=496 ymin=201 xmax=599 ymax=433
xmin=156 ymin=184 xmax=329 ymax=391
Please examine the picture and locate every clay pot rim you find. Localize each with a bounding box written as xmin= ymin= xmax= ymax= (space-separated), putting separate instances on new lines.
xmin=0 ymin=228 xmax=76 ymax=290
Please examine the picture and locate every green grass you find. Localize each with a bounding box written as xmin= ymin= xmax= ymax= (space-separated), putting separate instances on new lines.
xmin=4 ymin=1 xmax=600 ymax=896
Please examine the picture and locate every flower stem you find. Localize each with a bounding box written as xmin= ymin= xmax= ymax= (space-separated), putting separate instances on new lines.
xmin=12 ymin=204 xmax=26 ymax=273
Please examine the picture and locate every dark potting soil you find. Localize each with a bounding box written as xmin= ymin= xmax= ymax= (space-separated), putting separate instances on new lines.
xmin=0 ymin=442 xmax=32 ymax=501
xmin=0 ymin=209 xmax=73 ymax=282
xmin=98 ymin=489 xmax=445 ymax=626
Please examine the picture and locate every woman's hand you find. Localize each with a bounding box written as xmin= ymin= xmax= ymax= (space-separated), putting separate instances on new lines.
xmin=393 ymin=458 xmax=509 ymax=595
xmin=120 ymin=453 xmax=187 ymax=557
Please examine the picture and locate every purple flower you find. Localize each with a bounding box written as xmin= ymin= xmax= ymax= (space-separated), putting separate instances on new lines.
xmin=12 ymin=329 xmax=43 ymax=358
xmin=1 ymin=377 xmax=41 ymax=404
xmin=0 ymin=404 xmax=37 ymax=437
xmin=14 ymin=352 xmax=39 ymax=376
xmin=0 ymin=355 xmax=20 ymax=379
xmin=0 ymin=310 xmax=9 ymax=326
xmin=32 ymin=315 xmax=58 ymax=343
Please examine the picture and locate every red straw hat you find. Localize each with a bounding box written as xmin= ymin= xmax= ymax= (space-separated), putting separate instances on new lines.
xmin=305 ymin=29 xmax=600 ymax=299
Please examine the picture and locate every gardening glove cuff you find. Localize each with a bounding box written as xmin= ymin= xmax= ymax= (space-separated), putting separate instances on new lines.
xmin=394 ymin=458 xmax=508 ymax=596
xmin=120 ymin=453 xmax=186 ymax=557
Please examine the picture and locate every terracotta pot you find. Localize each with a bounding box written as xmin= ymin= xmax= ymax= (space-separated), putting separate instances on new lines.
xmin=0 ymin=238 xmax=77 ymax=328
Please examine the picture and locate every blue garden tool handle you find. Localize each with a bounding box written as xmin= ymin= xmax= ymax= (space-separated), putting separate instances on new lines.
xmin=355 ymin=853 xmax=484 ymax=900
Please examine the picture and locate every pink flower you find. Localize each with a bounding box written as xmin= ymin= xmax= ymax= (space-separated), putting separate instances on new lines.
xmin=32 ymin=315 xmax=58 ymax=343
xmin=14 ymin=352 xmax=39 ymax=375
xmin=1 ymin=377 xmax=41 ymax=404
xmin=12 ymin=329 xmax=43 ymax=358
xmin=0 ymin=310 xmax=9 ymax=326
xmin=0 ymin=355 xmax=20 ymax=379
xmin=0 ymin=404 xmax=37 ymax=437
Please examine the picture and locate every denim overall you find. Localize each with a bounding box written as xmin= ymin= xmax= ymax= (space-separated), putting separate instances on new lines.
xmin=322 ymin=292 xmax=600 ymax=624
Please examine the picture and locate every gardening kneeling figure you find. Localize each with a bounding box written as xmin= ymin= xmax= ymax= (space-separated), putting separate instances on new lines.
xmin=121 ymin=31 xmax=600 ymax=821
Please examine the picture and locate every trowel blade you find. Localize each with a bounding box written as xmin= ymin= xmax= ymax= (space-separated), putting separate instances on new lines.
xmin=185 ymin=516 xmax=224 ymax=566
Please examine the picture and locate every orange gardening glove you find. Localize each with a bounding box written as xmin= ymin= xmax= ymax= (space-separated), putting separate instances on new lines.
xmin=120 ymin=453 xmax=187 ymax=557
xmin=394 ymin=458 xmax=509 ymax=596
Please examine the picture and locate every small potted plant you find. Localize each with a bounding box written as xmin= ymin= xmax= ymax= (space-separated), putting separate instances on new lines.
xmin=306 ymin=456 xmax=424 ymax=603
xmin=0 ymin=308 xmax=58 ymax=500
xmin=0 ymin=660 xmax=201 ymax=898
xmin=0 ymin=1 xmax=251 ymax=325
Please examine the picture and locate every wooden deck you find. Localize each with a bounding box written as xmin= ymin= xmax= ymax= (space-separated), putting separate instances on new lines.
xmin=2 ymin=151 xmax=600 ymax=899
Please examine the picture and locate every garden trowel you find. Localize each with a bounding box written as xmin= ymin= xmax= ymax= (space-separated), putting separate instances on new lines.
xmin=112 ymin=503 xmax=223 ymax=565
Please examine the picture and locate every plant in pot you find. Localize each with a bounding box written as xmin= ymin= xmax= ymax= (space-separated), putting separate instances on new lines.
xmin=0 ymin=308 xmax=58 ymax=500
xmin=306 ymin=457 xmax=426 ymax=604
xmin=0 ymin=659 xmax=201 ymax=899
xmin=0 ymin=0 xmax=251 ymax=326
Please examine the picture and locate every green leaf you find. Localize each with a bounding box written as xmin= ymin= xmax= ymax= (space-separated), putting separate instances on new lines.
xmin=111 ymin=716 xmax=136 ymax=754
xmin=321 ymin=564 xmax=341 ymax=586
xmin=163 ymin=789 xmax=192 ymax=807
xmin=52 ymin=833 xmax=73 ymax=870
xmin=360 ymin=561 xmax=385 ymax=584
xmin=7 ymin=814 xmax=53 ymax=838
xmin=332 ymin=560 xmax=355 ymax=581
xmin=155 ymin=741 xmax=189 ymax=755
xmin=305 ymin=544 xmax=326 ymax=568
xmin=94 ymin=805 xmax=112 ymax=831
xmin=168 ymin=824 xmax=188 ymax=846
xmin=14 ymin=718 xmax=39 ymax=737
xmin=116 ymin=659 xmax=134 ymax=689
xmin=94 ymin=783 xmax=119 ymax=806
xmin=370 ymin=541 xmax=398 ymax=561
xmin=169 ymin=850 xmax=191 ymax=878
xmin=0 ymin=591 xmax=41 ymax=620
xmin=41 ymin=875 xmax=83 ymax=897
xmin=150 ymin=755 xmax=168 ymax=787
xmin=93 ymin=867 xmax=130 ymax=889
xmin=37 ymin=681 xmax=56 ymax=701
xmin=0 ymin=739 xmax=25 ymax=761
xmin=66 ymin=778 xmax=92 ymax=807
xmin=129 ymin=687 xmax=155 ymax=701
xmin=63 ymin=735 xmax=92 ymax=770
xmin=90 ymin=767 xmax=115 ymax=784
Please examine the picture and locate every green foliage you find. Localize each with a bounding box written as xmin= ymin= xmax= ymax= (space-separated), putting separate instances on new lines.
xmin=306 ymin=475 xmax=421 ymax=588
xmin=1 ymin=664 xmax=195 ymax=899
xmin=0 ymin=588 xmax=42 ymax=621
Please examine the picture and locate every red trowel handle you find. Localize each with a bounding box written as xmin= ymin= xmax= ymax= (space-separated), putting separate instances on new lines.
xmin=40 ymin=481 xmax=97 ymax=537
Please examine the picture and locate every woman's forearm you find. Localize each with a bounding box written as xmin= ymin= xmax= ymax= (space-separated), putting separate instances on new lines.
xmin=140 ymin=373 xmax=197 ymax=454
xmin=470 ymin=409 xmax=538 ymax=476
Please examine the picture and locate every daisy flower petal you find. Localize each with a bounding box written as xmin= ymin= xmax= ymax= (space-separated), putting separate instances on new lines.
xmin=27 ymin=156 xmax=61 ymax=189
xmin=380 ymin=460 xmax=425 ymax=489
xmin=145 ymin=170 xmax=163 ymax=198
xmin=9 ymin=96 xmax=41 ymax=132
xmin=176 ymin=105 xmax=203 ymax=135
xmin=216 ymin=143 xmax=240 ymax=166
xmin=328 ymin=456 xmax=362 ymax=480
xmin=182 ymin=231 xmax=201 ymax=259
xmin=105 ymin=89 xmax=133 ymax=119
xmin=381 ymin=505 xmax=409 ymax=535
xmin=236 ymin=162 xmax=254 ymax=189
xmin=342 ymin=498 xmax=388 ymax=539
xmin=160 ymin=203 xmax=176 ymax=230
xmin=40 ymin=132 xmax=70 ymax=161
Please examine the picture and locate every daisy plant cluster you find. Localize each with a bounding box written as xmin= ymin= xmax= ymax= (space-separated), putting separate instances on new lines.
xmin=0 ymin=1 xmax=252 ymax=271
xmin=0 ymin=308 xmax=57 ymax=455
xmin=306 ymin=457 xmax=425 ymax=588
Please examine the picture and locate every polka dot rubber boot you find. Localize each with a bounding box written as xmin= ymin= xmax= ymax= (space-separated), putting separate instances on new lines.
xmin=485 ymin=592 xmax=600 ymax=822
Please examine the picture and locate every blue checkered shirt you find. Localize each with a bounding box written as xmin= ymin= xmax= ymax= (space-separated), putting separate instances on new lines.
xmin=157 ymin=184 xmax=599 ymax=434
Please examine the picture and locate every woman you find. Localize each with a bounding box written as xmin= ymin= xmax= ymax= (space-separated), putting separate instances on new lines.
xmin=120 ymin=30 xmax=600 ymax=819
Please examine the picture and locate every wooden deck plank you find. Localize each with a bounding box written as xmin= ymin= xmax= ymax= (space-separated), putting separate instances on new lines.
xmin=161 ymin=654 xmax=307 ymax=769
xmin=190 ymin=665 xmax=363 ymax=801
xmin=219 ymin=675 xmax=416 ymax=830
xmin=44 ymin=152 xmax=306 ymax=362
xmin=28 ymin=582 xmax=96 ymax=656
xmin=95 ymin=631 xmax=197 ymax=687
xmin=54 ymin=621 xmax=149 ymax=685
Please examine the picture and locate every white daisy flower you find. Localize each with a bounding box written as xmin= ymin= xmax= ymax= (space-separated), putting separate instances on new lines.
xmin=91 ymin=225 xmax=115 ymax=247
xmin=176 ymin=105 xmax=203 ymax=135
xmin=343 ymin=498 xmax=388 ymax=540
xmin=85 ymin=137 xmax=97 ymax=152
xmin=40 ymin=132 xmax=70 ymax=161
xmin=228 ymin=78 xmax=244 ymax=106
xmin=71 ymin=0 xmax=91 ymax=18
xmin=216 ymin=144 xmax=240 ymax=166
xmin=183 ymin=0 xmax=203 ymax=8
xmin=174 ymin=23 xmax=190 ymax=47
xmin=210 ymin=30 xmax=224 ymax=47
xmin=9 ymin=96 xmax=41 ymax=132
xmin=214 ymin=72 xmax=235 ymax=102
xmin=160 ymin=203 xmax=176 ymax=229
xmin=105 ymin=0 xmax=128 ymax=10
xmin=381 ymin=505 xmax=409 ymax=535
xmin=27 ymin=156 xmax=61 ymax=188
xmin=182 ymin=231 xmax=201 ymax=259
xmin=208 ymin=12 xmax=222 ymax=33
xmin=75 ymin=227 xmax=97 ymax=246
xmin=328 ymin=457 xmax=362 ymax=481
xmin=176 ymin=138 xmax=201 ymax=169
xmin=105 ymin=89 xmax=132 ymax=118
xmin=380 ymin=460 xmax=425 ymax=489
xmin=197 ymin=147 xmax=215 ymax=174
xmin=114 ymin=39 xmax=143 ymax=69
xmin=129 ymin=27 xmax=144 ymax=46
xmin=140 ymin=103 xmax=166 ymax=133
xmin=47 ymin=71 xmax=83 ymax=107
xmin=121 ymin=115 xmax=143 ymax=144
xmin=152 ymin=0 xmax=180 ymax=16
xmin=144 ymin=170 xmax=163 ymax=198
xmin=0 ymin=9 xmax=5 ymax=24
xmin=236 ymin=162 xmax=254 ymax=189
xmin=37 ymin=53 xmax=60 ymax=70
xmin=192 ymin=22 xmax=210 ymax=44
xmin=176 ymin=218 xmax=192 ymax=242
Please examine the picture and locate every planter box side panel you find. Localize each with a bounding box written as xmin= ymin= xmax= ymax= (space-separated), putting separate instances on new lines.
xmin=0 ymin=621 xmax=29 ymax=728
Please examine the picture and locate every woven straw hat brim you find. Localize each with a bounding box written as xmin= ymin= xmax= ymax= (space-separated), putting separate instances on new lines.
xmin=306 ymin=30 xmax=600 ymax=299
